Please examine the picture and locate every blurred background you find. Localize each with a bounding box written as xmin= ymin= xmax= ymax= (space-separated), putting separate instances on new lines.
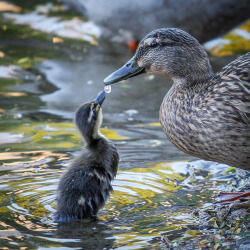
xmin=0 ymin=0 xmax=249 ymax=249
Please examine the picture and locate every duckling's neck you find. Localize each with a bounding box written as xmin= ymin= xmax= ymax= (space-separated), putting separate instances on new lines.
xmin=85 ymin=133 xmax=118 ymax=177
xmin=84 ymin=130 xmax=104 ymax=148
xmin=81 ymin=108 xmax=104 ymax=146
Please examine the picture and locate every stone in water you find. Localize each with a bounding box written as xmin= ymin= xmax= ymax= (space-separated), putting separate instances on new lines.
xmin=104 ymin=85 xmax=111 ymax=93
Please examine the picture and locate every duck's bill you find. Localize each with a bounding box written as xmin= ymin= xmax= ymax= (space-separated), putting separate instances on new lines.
xmin=94 ymin=90 xmax=106 ymax=106
xmin=103 ymin=56 xmax=145 ymax=85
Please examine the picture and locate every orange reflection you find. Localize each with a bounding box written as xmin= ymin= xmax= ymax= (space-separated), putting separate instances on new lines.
xmin=0 ymin=92 xmax=27 ymax=97
xmin=0 ymin=150 xmax=68 ymax=167
xmin=52 ymin=37 xmax=64 ymax=43
xmin=0 ymin=2 xmax=21 ymax=12
xmin=0 ymin=51 xmax=5 ymax=57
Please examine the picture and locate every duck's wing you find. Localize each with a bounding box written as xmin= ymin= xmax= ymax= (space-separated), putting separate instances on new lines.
xmin=212 ymin=52 xmax=250 ymax=125
xmin=218 ymin=52 xmax=250 ymax=82
xmin=220 ymin=74 xmax=250 ymax=125
xmin=210 ymin=53 xmax=250 ymax=126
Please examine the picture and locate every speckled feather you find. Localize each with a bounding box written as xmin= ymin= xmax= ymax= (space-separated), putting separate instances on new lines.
xmin=160 ymin=53 xmax=250 ymax=170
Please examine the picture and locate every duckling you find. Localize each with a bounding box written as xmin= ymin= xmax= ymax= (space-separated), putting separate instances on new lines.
xmin=54 ymin=91 xmax=119 ymax=222
xmin=103 ymin=28 xmax=250 ymax=172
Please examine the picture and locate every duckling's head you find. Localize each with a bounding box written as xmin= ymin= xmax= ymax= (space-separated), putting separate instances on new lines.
xmin=75 ymin=91 xmax=105 ymax=145
xmin=104 ymin=28 xmax=213 ymax=85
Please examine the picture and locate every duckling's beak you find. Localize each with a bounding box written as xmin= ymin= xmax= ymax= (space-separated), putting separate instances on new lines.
xmin=93 ymin=91 xmax=106 ymax=107
xmin=103 ymin=56 xmax=145 ymax=85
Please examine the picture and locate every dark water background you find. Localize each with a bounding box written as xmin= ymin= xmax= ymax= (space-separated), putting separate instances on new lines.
xmin=0 ymin=1 xmax=249 ymax=249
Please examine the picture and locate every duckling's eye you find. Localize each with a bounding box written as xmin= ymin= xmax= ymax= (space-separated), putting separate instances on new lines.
xmin=150 ymin=40 xmax=158 ymax=47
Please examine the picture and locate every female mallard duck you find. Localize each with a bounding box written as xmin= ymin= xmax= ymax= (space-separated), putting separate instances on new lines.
xmin=104 ymin=28 xmax=250 ymax=172
xmin=54 ymin=91 xmax=119 ymax=222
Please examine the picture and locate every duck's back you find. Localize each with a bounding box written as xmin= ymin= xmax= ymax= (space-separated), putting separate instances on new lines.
xmin=160 ymin=53 xmax=250 ymax=170
xmin=217 ymin=52 xmax=250 ymax=82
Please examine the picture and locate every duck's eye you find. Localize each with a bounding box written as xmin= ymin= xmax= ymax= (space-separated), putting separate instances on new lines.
xmin=150 ymin=40 xmax=158 ymax=47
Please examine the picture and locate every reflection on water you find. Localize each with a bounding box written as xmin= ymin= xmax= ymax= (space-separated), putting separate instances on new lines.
xmin=0 ymin=149 xmax=231 ymax=249
xmin=0 ymin=0 xmax=249 ymax=249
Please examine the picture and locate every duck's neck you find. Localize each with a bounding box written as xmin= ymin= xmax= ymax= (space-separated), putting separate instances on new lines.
xmin=171 ymin=50 xmax=214 ymax=87
xmin=172 ymin=70 xmax=214 ymax=88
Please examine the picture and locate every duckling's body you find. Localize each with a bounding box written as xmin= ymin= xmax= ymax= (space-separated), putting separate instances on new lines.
xmin=104 ymin=28 xmax=250 ymax=171
xmin=54 ymin=91 xmax=119 ymax=222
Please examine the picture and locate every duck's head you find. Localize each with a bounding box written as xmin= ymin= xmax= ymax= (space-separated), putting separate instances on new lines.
xmin=75 ymin=91 xmax=105 ymax=145
xmin=104 ymin=28 xmax=213 ymax=85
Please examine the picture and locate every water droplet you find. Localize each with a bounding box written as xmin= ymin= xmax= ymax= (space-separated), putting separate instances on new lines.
xmin=104 ymin=85 xmax=111 ymax=93
xmin=125 ymin=109 xmax=138 ymax=116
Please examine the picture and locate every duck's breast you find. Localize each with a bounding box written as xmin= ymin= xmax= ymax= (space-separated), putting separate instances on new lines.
xmin=159 ymin=83 xmax=250 ymax=169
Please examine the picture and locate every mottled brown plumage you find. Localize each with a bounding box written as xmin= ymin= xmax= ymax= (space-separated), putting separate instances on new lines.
xmin=160 ymin=53 xmax=250 ymax=169
xmin=104 ymin=28 xmax=250 ymax=170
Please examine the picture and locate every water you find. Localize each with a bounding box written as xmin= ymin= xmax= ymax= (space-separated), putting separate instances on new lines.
xmin=0 ymin=1 xmax=249 ymax=249
xmin=104 ymin=85 xmax=112 ymax=93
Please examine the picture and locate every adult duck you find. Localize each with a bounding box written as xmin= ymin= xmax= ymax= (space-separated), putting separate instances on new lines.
xmin=104 ymin=28 xmax=250 ymax=172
